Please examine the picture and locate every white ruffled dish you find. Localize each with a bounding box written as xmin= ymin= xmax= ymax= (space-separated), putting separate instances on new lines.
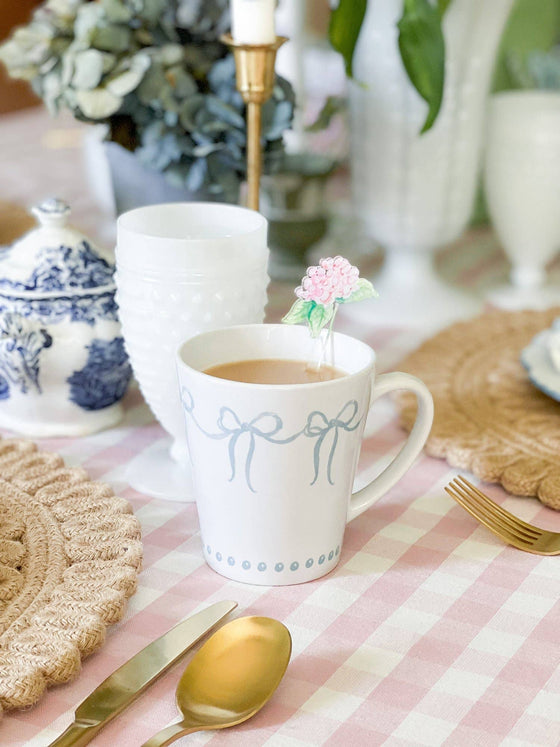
xmin=521 ymin=318 xmax=560 ymax=402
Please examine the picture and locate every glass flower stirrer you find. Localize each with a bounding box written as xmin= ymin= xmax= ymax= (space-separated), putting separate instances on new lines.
xmin=283 ymin=256 xmax=377 ymax=369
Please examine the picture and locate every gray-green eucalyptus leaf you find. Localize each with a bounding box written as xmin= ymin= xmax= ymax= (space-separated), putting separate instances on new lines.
xmin=102 ymin=0 xmax=133 ymax=24
xmin=91 ymin=25 xmax=131 ymax=53
xmin=205 ymin=95 xmax=244 ymax=129
xmin=75 ymin=86 xmax=121 ymax=118
xmin=72 ymin=49 xmax=105 ymax=89
xmin=74 ymin=4 xmax=104 ymax=43
xmin=105 ymin=53 xmax=150 ymax=96
xmin=156 ymin=44 xmax=185 ymax=67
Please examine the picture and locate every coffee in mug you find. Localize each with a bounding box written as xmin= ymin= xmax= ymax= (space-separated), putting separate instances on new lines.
xmin=204 ymin=359 xmax=345 ymax=385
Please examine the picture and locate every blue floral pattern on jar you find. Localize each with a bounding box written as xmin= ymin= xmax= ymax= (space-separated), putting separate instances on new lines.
xmin=0 ymin=312 xmax=52 ymax=394
xmin=0 ymin=375 xmax=9 ymax=400
xmin=0 ymin=291 xmax=119 ymax=326
xmin=0 ymin=241 xmax=114 ymax=293
xmin=67 ymin=337 xmax=132 ymax=411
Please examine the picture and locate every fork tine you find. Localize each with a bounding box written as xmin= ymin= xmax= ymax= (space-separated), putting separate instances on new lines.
xmin=445 ymin=484 xmax=532 ymax=548
xmin=456 ymin=476 xmax=542 ymax=539
xmin=448 ymin=480 xmax=535 ymax=544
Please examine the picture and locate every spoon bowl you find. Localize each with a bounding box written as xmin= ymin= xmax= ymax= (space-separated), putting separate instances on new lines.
xmin=142 ymin=616 xmax=291 ymax=746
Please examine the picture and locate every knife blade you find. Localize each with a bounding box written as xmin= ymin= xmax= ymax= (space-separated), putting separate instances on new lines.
xmin=49 ymin=600 xmax=238 ymax=747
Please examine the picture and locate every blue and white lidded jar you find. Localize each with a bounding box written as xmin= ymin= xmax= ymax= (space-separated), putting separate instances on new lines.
xmin=0 ymin=198 xmax=132 ymax=436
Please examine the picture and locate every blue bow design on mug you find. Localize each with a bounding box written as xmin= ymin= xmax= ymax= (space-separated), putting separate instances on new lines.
xmin=181 ymin=385 xmax=362 ymax=492
xmin=304 ymin=400 xmax=362 ymax=485
xmin=217 ymin=408 xmax=284 ymax=493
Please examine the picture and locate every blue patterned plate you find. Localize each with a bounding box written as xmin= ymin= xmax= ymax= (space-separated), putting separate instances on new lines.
xmin=521 ymin=321 xmax=560 ymax=403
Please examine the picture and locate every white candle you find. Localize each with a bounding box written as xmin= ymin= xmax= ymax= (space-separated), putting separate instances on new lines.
xmin=230 ymin=0 xmax=276 ymax=45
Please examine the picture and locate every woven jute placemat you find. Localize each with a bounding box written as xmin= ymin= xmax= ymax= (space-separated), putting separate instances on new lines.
xmin=395 ymin=308 xmax=560 ymax=509
xmin=0 ymin=438 xmax=142 ymax=716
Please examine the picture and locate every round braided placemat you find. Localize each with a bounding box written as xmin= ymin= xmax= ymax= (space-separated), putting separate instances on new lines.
xmin=395 ymin=308 xmax=560 ymax=509
xmin=0 ymin=438 xmax=142 ymax=716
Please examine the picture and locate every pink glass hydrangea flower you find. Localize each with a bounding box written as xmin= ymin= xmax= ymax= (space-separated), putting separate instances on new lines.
xmin=283 ymin=256 xmax=377 ymax=338
xmin=296 ymin=256 xmax=361 ymax=305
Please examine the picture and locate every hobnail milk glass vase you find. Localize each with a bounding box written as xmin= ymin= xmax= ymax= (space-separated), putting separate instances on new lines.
xmin=485 ymin=92 xmax=560 ymax=310
xmin=347 ymin=0 xmax=514 ymax=330
xmin=115 ymin=203 xmax=269 ymax=501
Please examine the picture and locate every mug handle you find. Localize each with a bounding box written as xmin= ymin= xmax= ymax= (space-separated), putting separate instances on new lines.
xmin=347 ymin=372 xmax=434 ymax=523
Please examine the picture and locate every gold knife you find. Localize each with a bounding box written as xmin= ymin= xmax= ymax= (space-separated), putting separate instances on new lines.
xmin=49 ymin=600 xmax=238 ymax=747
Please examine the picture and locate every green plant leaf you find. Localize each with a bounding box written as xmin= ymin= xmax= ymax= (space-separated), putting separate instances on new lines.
xmin=437 ymin=0 xmax=452 ymax=14
xmin=308 ymin=303 xmax=334 ymax=338
xmin=306 ymin=95 xmax=346 ymax=133
xmin=282 ymin=299 xmax=312 ymax=326
xmin=328 ymin=0 xmax=367 ymax=78
xmin=342 ymin=278 xmax=378 ymax=304
xmin=398 ymin=0 xmax=445 ymax=133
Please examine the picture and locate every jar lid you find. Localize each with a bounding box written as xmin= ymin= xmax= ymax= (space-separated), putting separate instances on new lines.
xmin=0 ymin=199 xmax=115 ymax=296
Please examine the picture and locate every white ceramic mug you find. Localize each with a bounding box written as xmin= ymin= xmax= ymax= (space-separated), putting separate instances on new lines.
xmin=177 ymin=324 xmax=434 ymax=585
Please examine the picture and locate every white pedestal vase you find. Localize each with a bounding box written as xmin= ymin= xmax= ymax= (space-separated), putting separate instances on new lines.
xmin=346 ymin=0 xmax=514 ymax=331
xmin=484 ymin=92 xmax=560 ymax=310
xmin=115 ymin=203 xmax=269 ymax=501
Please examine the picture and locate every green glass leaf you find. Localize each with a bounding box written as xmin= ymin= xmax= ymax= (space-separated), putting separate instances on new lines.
xmin=328 ymin=0 xmax=367 ymax=78
xmin=397 ymin=0 xmax=445 ymax=134
xmin=282 ymin=299 xmax=312 ymax=326
xmin=308 ymin=303 xmax=334 ymax=339
xmin=342 ymin=278 xmax=378 ymax=305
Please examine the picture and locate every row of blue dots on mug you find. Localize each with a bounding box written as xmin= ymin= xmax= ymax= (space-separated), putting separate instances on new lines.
xmin=206 ymin=545 xmax=340 ymax=572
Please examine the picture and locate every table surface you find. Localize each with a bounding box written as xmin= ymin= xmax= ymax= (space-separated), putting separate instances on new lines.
xmin=1 ymin=108 xmax=560 ymax=747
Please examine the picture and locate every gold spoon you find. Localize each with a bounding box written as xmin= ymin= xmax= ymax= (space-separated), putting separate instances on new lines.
xmin=141 ymin=616 xmax=292 ymax=746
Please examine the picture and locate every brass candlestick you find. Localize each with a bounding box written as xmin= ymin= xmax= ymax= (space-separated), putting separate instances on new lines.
xmin=221 ymin=33 xmax=288 ymax=211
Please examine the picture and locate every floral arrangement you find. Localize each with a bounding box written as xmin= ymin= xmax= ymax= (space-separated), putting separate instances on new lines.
xmin=283 ymin=257 xmax=377 ymax=337
xmin=0 ymin=0 xmax=295 ymax=200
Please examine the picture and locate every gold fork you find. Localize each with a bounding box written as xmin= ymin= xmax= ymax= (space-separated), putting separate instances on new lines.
xmin=444 ymin=475 xmax=560 ymax=556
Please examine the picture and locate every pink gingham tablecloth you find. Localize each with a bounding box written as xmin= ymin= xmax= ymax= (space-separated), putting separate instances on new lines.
xmin=1 ymin=109 xmax=560 ymax=747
